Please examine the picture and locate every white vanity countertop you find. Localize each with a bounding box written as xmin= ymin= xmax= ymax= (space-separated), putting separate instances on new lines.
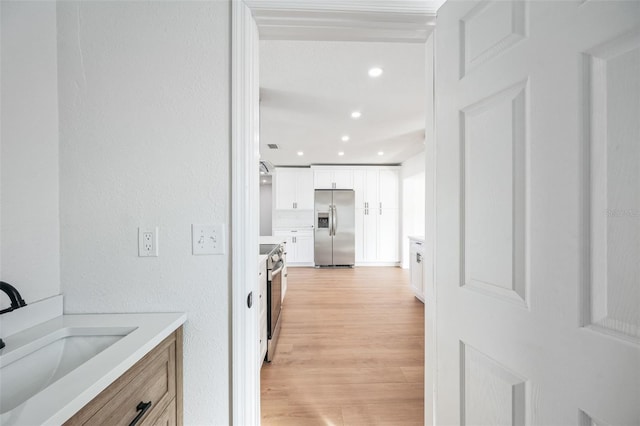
xmin=0 ymin=311 xmax=186 ymax=426
xmin=408 ymin=235 xmax=425 ymax=243
xmin=259 ymin=254 xmax=268 ymax=265
xmin=260 ymin=235 xmax=287 ymax=245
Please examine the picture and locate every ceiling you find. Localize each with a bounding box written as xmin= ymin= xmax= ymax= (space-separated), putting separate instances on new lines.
xmin=259 ymin=40 xmax=426 ymax=167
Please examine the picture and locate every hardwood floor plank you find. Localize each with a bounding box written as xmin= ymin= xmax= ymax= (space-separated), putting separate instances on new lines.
xmin=261 ymin=267 xmax=424 ymax=425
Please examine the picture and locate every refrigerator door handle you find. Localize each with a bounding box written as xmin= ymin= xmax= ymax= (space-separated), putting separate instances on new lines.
xmin=329 ymin=204 xmax=334 ymax=236
xmin=332 ymin=204 xmax=338 ymax=235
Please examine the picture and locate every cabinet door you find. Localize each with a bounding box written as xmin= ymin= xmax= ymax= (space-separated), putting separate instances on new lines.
xmin=353 ymin=170 xmax=366 ymax=209
xmin=294 ymin=233 xmax=314 ymax=263
xmin=273 ymin=231 xmax=295 ymax=262
xmin=275 ymin=169 xmax=297 ymax=209
xmin=295 ymin=169 xmax=315 ymax=209
xmin=410 ymin=244 xmax=424 ymax=299
xmin=284 ymin=235 xmax=296 ymax=263
xmin=355 ymin=208 xmax=364 ymax=262
xmin=364 ymin=169 xmax=379 ymax=208
xmin=378 ymin=169 xmax=399 ymax=209
xmin=377 ymin=209 xmax=399 ymax=262
xmin=313 ymin=170 xmax=333 ymax=189
xmin=332 ymin=169 xmax=353 ymax=189
xmin=363 ymin=208 xmax=378 ymax=261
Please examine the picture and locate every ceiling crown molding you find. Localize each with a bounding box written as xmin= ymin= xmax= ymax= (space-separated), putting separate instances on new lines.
xmin=244 ymin=0 xmax=440 ymax=43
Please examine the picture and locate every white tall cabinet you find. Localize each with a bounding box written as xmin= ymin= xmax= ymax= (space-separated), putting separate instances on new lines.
xmin=353 ymin=167 xmax=400 ymax=264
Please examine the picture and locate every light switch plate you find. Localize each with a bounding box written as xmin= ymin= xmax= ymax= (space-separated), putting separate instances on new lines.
xmin=192 ymin=223 xmax=225 ymax=255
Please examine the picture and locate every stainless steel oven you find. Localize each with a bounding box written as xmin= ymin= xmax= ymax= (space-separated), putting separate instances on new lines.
xmin=266 ymin=246 xmax=284 ymax=362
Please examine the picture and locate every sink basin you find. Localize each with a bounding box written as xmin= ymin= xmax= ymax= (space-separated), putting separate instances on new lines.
xmin=0 ymin=326 xmax=135 ymax=414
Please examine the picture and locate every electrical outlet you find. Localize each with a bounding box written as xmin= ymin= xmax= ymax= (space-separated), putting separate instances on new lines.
xmin=138 ymin=227 xmax=159 ymax=257
xmin=192 ymin=223 xmax=225 ymax=255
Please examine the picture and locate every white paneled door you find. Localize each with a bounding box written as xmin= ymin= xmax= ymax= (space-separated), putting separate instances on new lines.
xmin=434 ymin=1 xmax=640 ymax=425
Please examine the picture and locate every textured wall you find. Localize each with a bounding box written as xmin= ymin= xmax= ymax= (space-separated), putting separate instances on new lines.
xmin=56 ymin=2 xmax=230 ymax=424
xmin=0 ymin=1 xmax=61 ymax=307
xmin=401 ymin=150 xmax=426 ymax=269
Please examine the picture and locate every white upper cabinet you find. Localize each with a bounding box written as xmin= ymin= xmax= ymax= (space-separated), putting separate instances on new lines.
xmin=353 ymin=168 xmax=381 ymax=209
xmin=274 ymin=167 xmax=314 ymax=210
xmin=313 ymin=170 xmax=334 ymax=190
xmin=312 ymin=167 xmax=353 ymax=189
xmin=378 ymin=169 xmax=399 ymax=209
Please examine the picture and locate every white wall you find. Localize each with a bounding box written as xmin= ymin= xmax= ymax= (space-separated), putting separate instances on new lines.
xmin=56 ymin=2 xmax=230 ymax=424
xmin=260 ymin=183 xmax=273 ymax=235
xmin=0 ymin=1 xmax=60 ymax=308
xmin=401 ymin=150 xmax=426 ymax=268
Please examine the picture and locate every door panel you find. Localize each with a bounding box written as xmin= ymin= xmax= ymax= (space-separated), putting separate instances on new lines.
xmin=363 ymin=208 xmax=377 ymax=262
xmin=377 ymin=209 xmax=399 ymax=262
xmin=275 ymin=169 xmax=296 ymax=209
xmin=434 ymin=1 xmax=640 ymax=425
xmin=353 ymin=170 xmax=366 ymax=209
xmin=364 ymin=169 xmax=379 ymax=207
xmin=296 ymin=169 xmax=315 ymax=210
xmin=314 ymin=190 xmax=333 ymax=266
xmin=378 ymin=169 xmax=399 ymax=209
xmin=333 ymin=169 xmax=354 ymax=189
xmin=332 ymin=190 xmax=356 ymax=265
xmin=355 ymin=208 xmax=364 ymax=263
xmin=313 ymin=170 xmax=333 ymax=189
xmin=295 ymin=234 xmax=314 ymax=264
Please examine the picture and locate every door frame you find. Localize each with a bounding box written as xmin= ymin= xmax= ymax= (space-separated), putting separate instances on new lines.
xmin=231 ymin=1 xmax=439 ymax=423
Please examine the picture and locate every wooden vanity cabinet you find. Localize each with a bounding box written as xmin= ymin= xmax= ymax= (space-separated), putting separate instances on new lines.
xmin=65 ymin=327 xmax=183 ymax=426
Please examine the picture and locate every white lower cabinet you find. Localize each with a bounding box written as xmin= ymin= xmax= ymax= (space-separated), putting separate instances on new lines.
xmin=355 ymin=208 xmax=378 ymax=263
xmin=409 ymin=239 xmax=425 ymax=302
xmin=355 ymin=208 xmax=399 ymax=265
xmin=273 ymin=229 xmax=314 ymax=265
xmin=377 ymin=209 xmax=399 ymax=262
xmin=259 ymin=259 xmax=267 ymax=366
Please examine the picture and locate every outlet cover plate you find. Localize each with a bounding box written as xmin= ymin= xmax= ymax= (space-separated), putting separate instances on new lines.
xmin=138 ymin=227 xmax=159 ymax=257
xmin=192 ymin=223 xmax=225 ymax=255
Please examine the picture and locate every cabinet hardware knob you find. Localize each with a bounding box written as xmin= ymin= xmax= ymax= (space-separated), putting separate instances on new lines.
xmin=129 ymin=401 xmax=152 ymax=426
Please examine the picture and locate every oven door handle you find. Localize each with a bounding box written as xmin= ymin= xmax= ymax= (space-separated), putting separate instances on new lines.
xmin=271 ymin=261 xmax=284 ymax=277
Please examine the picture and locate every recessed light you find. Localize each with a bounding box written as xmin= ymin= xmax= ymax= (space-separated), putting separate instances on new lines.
xmin=351 ymin=111 xmax=361 ymax=119
xmin=338 ymin=151 xmax=345 ymax=156
xmin=341 ymin=135 xmax=350 ymax=142
xmin=368 ymin=67 xmax=383 ymax=78
xmin=377 ymin=151 xmax=384 ymax=156
xmin=262 ymin=179 xmax=267 ymax=183
xmin=260 ymin=171 xmax=265 ymax=175
xmin=297 ymin=151 xmax=304 ymax=156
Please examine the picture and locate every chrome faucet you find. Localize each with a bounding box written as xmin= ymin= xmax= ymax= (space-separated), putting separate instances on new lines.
xmin=0 ymin=281 xmax=27 ymax=315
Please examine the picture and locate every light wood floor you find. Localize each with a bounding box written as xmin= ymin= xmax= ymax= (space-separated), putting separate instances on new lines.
xmin=261 ymin=267 xmax=424 ymax=426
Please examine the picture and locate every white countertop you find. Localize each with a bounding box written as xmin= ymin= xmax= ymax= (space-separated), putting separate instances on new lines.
xmin=408 ymin=235 xmax=425 ymax=243
xmin=259 ymin=254 xmax=268 ymax=265
xmin=0 ymin=311 xmax=186 ymax=425
xmin=259 ymin=236 xmax=287 ymax=245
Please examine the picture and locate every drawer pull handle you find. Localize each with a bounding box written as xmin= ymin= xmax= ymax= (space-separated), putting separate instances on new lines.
xmin=129 ymin=401 xmax=152 ymax=426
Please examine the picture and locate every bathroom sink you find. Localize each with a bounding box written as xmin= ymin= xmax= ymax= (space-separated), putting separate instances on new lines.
xmin=0 ymin=326 xmax=134 ymax=414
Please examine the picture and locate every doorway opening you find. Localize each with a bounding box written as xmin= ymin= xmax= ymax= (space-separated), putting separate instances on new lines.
xmin=232 ymin=2 xmax=435 ymax=424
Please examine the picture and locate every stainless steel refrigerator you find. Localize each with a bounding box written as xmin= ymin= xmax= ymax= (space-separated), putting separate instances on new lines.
xmin=314 ymin=189 xmax=355 ymax=266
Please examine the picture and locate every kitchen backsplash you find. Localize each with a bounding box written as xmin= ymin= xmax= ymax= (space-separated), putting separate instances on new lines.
xmin=272 ymin=209 xmax=314 ymax=228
